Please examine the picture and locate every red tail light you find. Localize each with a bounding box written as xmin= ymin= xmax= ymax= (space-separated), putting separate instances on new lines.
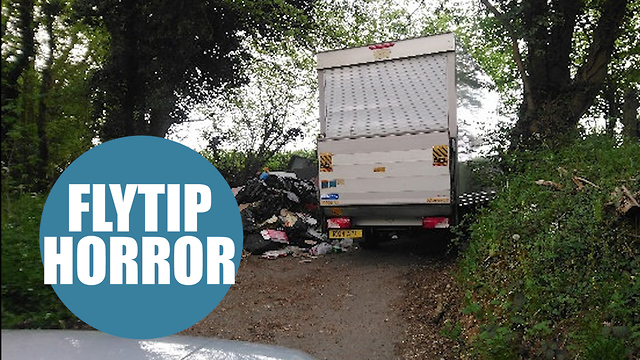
xmin=422 ymin=217 xmax=449 ymax=229
xmin=327 ymin=217 xmax=351 ymax=229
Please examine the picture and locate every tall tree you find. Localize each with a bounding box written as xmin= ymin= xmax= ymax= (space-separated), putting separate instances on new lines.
xmin=75 ymin=0 xmax=315 ymax=142
xmin=622 ymin=88 xmax=639 ymax=139
xmin=2 ymin=0 xmax=105 ymax=192
xmin=2 ymin=0 xmax=40 ymax=190
xmin=1 ymin=0 xmax=35 ymax=141
xmin=479 ymin=0 xmax=633 ymax=147
xmin=203 ymin=64 xmax=306 ymax=185
xmin=35 ymin=0 xmax=64 ymax=183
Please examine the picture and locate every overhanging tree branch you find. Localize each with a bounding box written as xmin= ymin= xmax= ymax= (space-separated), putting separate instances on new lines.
xmin=571 ymin=0 xmax=629 ymax=118
xmin=575 ymin=0 xmax=629 ymax=84
xmin=480 ymin=0 xmax=534 ymax=111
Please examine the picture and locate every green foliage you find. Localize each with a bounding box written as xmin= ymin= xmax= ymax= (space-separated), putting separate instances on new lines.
xmin=75 ymin=0 xmax=316 ymax=140
xmin=2 ymin=0 xmax=101 ymax=193
xmin=585 ymin=336 xmax=627 ymax=360
xmin=202 ymin=57 xmax=308 ymax=183
xmin=200 ymin=149 xmax=250 ymax=187
xmin=471 ymin=0 xmax=635 ymax=146
xmin=201 ymin=148 xmax=316 ymax=187
xmin=441 ymin=319 xmax=463 ymax=340
xmin=265 ymin=149 xmax=316 ymax=172
xmin=1 ymin=192 xmax=82 ymax=329
xmin=459 ymin=134 xmax=640 ymax=359
xmin=2 ymin=60 xmax=39 ymax=189
xmin=455 ymin=5 xmax=520 ymax=108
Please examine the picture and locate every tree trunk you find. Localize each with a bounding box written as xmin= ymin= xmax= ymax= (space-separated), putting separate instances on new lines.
xmin=99 ymin=0 xmax=146 ymax=141
xmin=1 ymin=0 xmax=35 ymax=141
xmin=509 ymin=0 xmax=629 ymax=148
xmin=514 ymin=92 xmax=583 ymax=148
xmin=622 ymin=88 xmax=639 ymax=141
xmin=603 ymin=81 xmax=621 ymax=136
xmin=148 ymin=91 xmax=179 ymax=138
xmin=122 ymin=1 xmax=143 ymax=137
xmin=35 ymin=1 xmax=60 ymax=191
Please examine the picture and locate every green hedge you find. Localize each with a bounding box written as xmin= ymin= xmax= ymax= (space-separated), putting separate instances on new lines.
xmin=459 ymin=135 xmax=639 ymax=359
xmin=1 ymin=192 xmax=82 ymax=329
xmin=200 ymin=148 xmax=316 ymax=187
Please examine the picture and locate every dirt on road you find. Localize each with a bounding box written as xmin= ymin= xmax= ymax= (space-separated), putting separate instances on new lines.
xmin=181 ymin=233 xmax=466 ymax=360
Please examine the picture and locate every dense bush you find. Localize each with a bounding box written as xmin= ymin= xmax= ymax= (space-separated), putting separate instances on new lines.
xmin=1 ymin=192 xmax=83 ymax=329
xmin=459 ymin=135 xmax=639 ymax=359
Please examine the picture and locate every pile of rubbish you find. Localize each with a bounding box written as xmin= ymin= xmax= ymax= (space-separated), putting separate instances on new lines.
xmin=235 ymin=174 xmax=354 ymax=259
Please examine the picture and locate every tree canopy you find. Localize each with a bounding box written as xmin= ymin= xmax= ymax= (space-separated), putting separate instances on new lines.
xmin=1 ymin=0 xmax=637 ymax=193
xmin=474 ymin=0 xmax=637 ymax=147
xmin=74 ymin=0 xmax=315 ymax=141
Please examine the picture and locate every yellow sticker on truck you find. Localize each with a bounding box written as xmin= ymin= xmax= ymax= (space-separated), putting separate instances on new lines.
xmin=319 ymin=152 xmax=333 ymax=172
xmin=432 ymin=145 xmax=448 ymax=167
xmin=329 ymin=229 xmax=363 ymax=239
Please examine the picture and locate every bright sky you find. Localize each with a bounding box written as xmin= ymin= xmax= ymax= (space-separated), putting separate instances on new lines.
xmin=166 ymin=0 xmax=508 ymax=157
xmin=167 ymin=69 xmax=506 ymax=160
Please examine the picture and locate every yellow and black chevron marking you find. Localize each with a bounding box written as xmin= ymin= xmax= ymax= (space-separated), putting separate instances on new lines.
xmin=432 ymin=145 xmax=448 ymax=167
xmin=319 ymin=152 xmax=333 ymax=172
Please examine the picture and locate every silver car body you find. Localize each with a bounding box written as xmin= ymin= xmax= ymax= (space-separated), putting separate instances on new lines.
xmin=1 ymin=330 xmax=319 ymax=360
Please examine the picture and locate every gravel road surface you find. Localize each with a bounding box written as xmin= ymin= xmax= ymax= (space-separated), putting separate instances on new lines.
xmin=181 ymin=231 xmax=464 ymax=360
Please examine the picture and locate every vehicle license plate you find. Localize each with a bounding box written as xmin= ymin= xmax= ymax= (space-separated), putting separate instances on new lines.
xmin=329 ymin=229 xmax=363 ymax=239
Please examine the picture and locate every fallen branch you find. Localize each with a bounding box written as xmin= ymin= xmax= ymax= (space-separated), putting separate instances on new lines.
xmin=610 ymin=186 xmax=640 ymax=216
xmin=621 ymin=186 xmax=640 ymax=208
xmin=572 ymin=176 xmax=585 ymax=191
xmin=574 ymin=176 xmax=600 ymax=189
xmin=535 ymin=179 xmax=564 ymax=190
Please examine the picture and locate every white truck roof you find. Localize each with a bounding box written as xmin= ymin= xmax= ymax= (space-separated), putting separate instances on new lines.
xmin=317 ymin=33 xmax=455 ymax=69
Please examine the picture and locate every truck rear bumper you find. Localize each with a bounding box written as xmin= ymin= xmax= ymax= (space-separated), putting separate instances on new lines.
xmin=322 ymin=204 xmax=453 ymax=227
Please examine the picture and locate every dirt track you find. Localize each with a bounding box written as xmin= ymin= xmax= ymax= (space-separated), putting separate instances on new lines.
xmin=181 ymin=232 xmax=464 ymax=360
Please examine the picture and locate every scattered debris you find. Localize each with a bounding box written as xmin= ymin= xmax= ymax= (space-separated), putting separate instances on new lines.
xmin=236 ymin=174 xmax=349 ymax=259
xmin=308 ymin=239 xmax=355 ymax=256
xmin=338 ymin=238 xmax=353 ymax=248
xmin=572 ymin=175 xmax=586 ymax=191
xmin=309 ymin=242 xmax=332 ymax=256
xmin=610 ymin=185 xmax=640 ymax=216
xmin=261 ymin=246 xmax=305 ymax=260
xmin=260 ymin=229 xmax=289 ymax=244
xmin=243 ymin=233 xmax=282 ymax=255
xmin=537 ymin=175 xmax=600 ymax=192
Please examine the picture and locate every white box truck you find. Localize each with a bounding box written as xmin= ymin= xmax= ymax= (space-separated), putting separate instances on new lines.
xmin=316 ymin=33 xmax=458 ymax=242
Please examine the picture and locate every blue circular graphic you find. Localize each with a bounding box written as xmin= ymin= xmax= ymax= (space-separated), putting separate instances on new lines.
xmin=39 ymin=136 xmax=243 ymax=339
